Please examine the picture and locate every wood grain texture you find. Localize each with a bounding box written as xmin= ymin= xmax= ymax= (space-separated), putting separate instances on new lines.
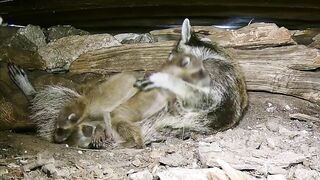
xmin=151 ymin=23 xmax=296 ymax=48
xmin=70 ymin=44 xmax=320 ymax=105
xmin=70 ymin=41 xmax=175 ymax=73
xmin=233 ymin=45 xmax=320 ymax=105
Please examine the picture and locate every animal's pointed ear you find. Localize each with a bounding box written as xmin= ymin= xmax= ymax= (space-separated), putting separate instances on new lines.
xmin=68 ymin=113 xmax=76 ymax=120
xmin=181 ymin=18 xmax=191 ymax=43
xmin=68 ymin=113 xmax=78 ymax=123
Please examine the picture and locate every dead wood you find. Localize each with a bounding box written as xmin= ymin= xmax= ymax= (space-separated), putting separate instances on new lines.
xmin=151 ymin=23 xmax=296 ymax=48
xmin=70 ymin=43 xmax=320 ymax=105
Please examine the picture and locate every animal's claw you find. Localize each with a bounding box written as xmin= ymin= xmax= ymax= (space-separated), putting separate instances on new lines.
xmin=89 ymin=126 xmax=111 ymax=149
xmin=134 ymin=78 xmax=154 ymax=91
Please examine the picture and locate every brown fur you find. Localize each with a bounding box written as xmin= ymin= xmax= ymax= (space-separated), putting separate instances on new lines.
xmin=53 ymin=72 xmax=140 ymax=147
xmin=95 ymin=53 xmax=206 ymax=148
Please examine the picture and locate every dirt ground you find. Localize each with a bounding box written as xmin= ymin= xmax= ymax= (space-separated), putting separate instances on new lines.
xmin=0 ymin=92 xmax=319 ymax=179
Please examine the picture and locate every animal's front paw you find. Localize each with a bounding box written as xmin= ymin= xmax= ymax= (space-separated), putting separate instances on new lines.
xmin=134 ymin=77 xmax=156 ymax=91
xmin=89 ymin=126 xmax=112 ymax=149
xmin=134 ymin=73 xmax=170 ymax=91
xmin=7 ymin=63 xmax=27 ymax=86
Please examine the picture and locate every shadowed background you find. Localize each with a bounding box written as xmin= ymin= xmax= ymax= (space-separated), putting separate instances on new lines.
xmin=0 ymin=0 xmax=320 ymax=32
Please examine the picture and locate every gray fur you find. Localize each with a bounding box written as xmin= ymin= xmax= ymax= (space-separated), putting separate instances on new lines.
xmin=30 ymin=86 xmax=81 ymax=141
xmin=139 ymin=18 xmax=247 ymax=141
xmin=8 ymin=64 xmax=82 ymax=141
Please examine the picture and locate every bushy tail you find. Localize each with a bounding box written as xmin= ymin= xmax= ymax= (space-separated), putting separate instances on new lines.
xmin=140 ymin=107 xmax=210 ymax=144
xmin=30 ymin=86 xmax=81 ymax=141
xmin=8 ymin=63 xmax=36 ymax=99
xmin=8 ymin=64 xmax=82 ymax=141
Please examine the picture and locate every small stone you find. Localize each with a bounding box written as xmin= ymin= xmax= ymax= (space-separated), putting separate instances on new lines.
xmin=7 ymin=163 xmax=20 ymax=168
xmin=150 ymin=150 xmax=164 ymax=159
xmin=132 ymin=159 xmax=142 ymax=167
xmin=266 ymin=106 xmax=277 ymax=113
xmin=266 ymin=118 xmax=280 ymax=132
xmin=77 ymin=150 xmax=83 ymax=155
xmin=46 ymin=25 xmax=90 ymax=42
xmin=102 ymin=167 xmax=114 ymax=176
xmin=309 ymin=155 xmax=320 ymax=171
xmin=278 ymin=127 xmax=299 ymax=137
xmin=38 ymin=33 xmax=121 ymax=71
xmin=159 ymin=153 xmax=189 ymax=167
xmin=42 ymin=163 xmax=58 ymax=178
xmin=284 ymin=105 xmax=291 ymax=111
xmin=127 ymin=169 xmax=136 ymax=174
xmin=198 ymin=142 xmax=222 ymax=152
xmin=0 ymin=167 xmax=8 ymax=176
xmin=266 ymin=138 xmax=276 ymax=149
xmin=114 ymin=33 xmax=156 ymax=44
xmin=267 ymin=174 xmax=286 ymax=180
xmin=17 ymin=25 xmax=46 ymax=49
xmin=268 ymin=166 xmax=287 ymax=175
xmin=273 ymin=151 xmax=306 ymax=168
xmin=166 ymin=147 xmax=176 ymax=154
xmin=0 ymin=16 xmax=2 ymax=25
xmin=294 ymin=168 xmax=320 ymax=179
xmin=19 ymin=159 xmax=28 ymax=165
xmin=1 ymin=25 xmax=46 ymax=51
xmin=56 ymin=168 xmax=70 ymax=178
xmin=128 ymin=169 xmax=153 ymax=180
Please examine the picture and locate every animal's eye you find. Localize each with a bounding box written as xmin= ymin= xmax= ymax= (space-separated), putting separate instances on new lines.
xmin=54 ymin=128 xmax=71 ymax=143
xmin=181 ymin=56 xmax=191 ymax=67
xmin=55 ymin=128 xmax=66 ymax=137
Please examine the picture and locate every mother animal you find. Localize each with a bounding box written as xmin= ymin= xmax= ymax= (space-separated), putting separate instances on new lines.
xmin=136 ymin=18 xmax=248 ymax=142
xmin=104 ymin=18 xmax=248 ymax=147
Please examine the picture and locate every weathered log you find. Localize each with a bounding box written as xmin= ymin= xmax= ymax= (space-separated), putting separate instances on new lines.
xmin=232 ymin=45 xmax=320 ymax=105
xmin=70 ymin=44 xmax=320 ymax=105
xmin=70 ymin=41 xmax=174 ymax=73
xmin=70 ymin=21 xmax=297 ymax=73
xmin=151 ymin=23 xmax=296 ymax=48
xmin=3 ymin=23 xmax=295 ymax=71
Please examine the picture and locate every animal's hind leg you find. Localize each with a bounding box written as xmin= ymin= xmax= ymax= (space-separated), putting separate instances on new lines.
xmin=7 ymin=64 xmax=36 ymax=99
xmin=113 ymin=120 xmax=144 ymax=149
